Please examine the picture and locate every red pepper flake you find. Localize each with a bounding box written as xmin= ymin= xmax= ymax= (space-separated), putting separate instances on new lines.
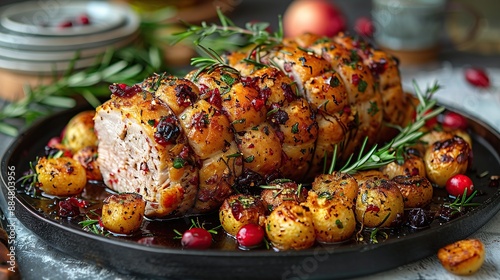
xmin=140 ymin=162 xmax=149 ymax=173
xmin=351 ymin=74 xmax=360 ymax=86
xmin=192 ymin=112 xmax=210 ymax=130
xmin=366 ymin=204 xmax=380 ymax=213
xmin=251 ymin=98 xmax=265 ymax=111
xmin=179 ymin=146 xmax=191 ymax=160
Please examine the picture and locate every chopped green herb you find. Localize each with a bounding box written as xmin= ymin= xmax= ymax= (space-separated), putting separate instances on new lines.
xmin=367 ymin=101 xmax=379 ymax=116
xmin=358 ymin=80 xmax=368 ymax=93
xmin=173 ymin=158 xmax=185 ymax=169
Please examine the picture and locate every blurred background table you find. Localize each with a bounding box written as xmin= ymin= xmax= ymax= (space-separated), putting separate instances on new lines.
xmin=1 ymin=0 xmax=500 ymax=279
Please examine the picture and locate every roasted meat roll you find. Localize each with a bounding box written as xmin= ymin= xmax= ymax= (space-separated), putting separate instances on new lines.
xmin=95 ymin=33 xmax=414 ymax=218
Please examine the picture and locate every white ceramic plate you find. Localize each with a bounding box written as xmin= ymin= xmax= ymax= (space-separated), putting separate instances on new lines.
xmin=0 ymin=1 xmax=139 ymax=51
xmin=0 ymin=1 xmax=125 ymax=36
xmin=0 ymin=31 xmax=139 ymax=73
xmin=0 ymin=32 xmax=138 ymax=62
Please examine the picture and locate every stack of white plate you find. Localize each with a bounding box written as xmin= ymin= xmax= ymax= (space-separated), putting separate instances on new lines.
xmin=0 ymin=0 xmax=140 ymax=74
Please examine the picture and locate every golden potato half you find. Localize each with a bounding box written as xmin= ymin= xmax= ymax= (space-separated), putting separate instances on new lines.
xmin=36 ymin=157 xmax=87 ymax=196
xmin=438 ymin=239 xmax=485 ymax=275
xmin=101 ymin=193 xmax=146 ymax=235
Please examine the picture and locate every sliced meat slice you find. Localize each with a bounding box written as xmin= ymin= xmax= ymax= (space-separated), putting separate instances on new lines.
xmin=94 ymin=90 xmax=198 ymax=218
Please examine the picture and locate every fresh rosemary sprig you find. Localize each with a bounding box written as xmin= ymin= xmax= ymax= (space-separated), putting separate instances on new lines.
xmin=172 ymin=8 xmax=283 ymax=50
xmin=190 ymin=45 xmax=240 ymax=81
xmin=369 ymin=227 xmax=388 ymax=244
xmin=17 ymin=159 xmax=39 ymax=196
xmin=79 ymin=218 xmax=108 ymax=236
xmin=328 ymin=81 xmax=445 ymax=174
xmin=443 ymin=189 xmax=481 ymax=215
xmin=0 ymin=39 xmax=167 ymax=137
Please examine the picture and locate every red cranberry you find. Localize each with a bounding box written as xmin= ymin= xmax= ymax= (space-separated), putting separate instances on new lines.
xmin=175 ymin=84 xmax=197 ymax=107
xmin=109 ymin=83 xmax=143 ymax=98
xmin=236 ymin=224 xmax=265 ymax=249
xmin=181 ymin=228 xmax=212 ymax=249
xmin=445 ymin=174 xmax=474 ymax=197
xmin=464 ymin=67 xmax=490 ymax=88
xmin=58 ymin=20 xmax=73 ymax=28
xmin=207 ymin=88 xmax=222 ymax=109
xmin=77 ymin=14 xmax=90 ymax=25
xmin=281 ymin=83 xmax=296 ymax=102
xmin=441 ymin=111 xmax=468 ymax=130
xmin=154 ymin=116 xmax=180 ymax=146
xmin=58 ymin=197 xmax=89 ymax=217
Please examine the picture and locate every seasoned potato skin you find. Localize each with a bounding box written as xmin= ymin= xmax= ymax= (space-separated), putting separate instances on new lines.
xmin=355 ymin=179 xmax=404 ymax=228
xmin=260 ymin=181 xmax=308 ymax=213
xmin=101 ymin=193 xmax=146 ymax=234
xmin=302 ymin=191 xmax=356 ymax=243
xmin=36 ymin=157 xmax=87 ymax=196
xmin=391 ymin=175 xmax=433 ymax=208
xmin=381 ymin=151 xmax=426 ymax=179
xmin=72 ymin=146 xmax=102 ymax=181
xmin=438 ymin=239 xmax=485 ymax=275
xmin=219 ymin=194 xmax=266 ymax=237
xmin=63 ymin=110 xmax=98 ymax=153
xmin=424 ymin=136 xmax=471 ymax=187
xmin=352 ymin=169 xmax=388 ymax=186
xmin=265 ymin=201 xmax=316 ymax=250
xmin=311 ymin=172 xmax=358 ymax=207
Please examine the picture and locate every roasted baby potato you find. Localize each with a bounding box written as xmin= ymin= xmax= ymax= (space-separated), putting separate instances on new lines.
xmin=36 ymin=156 xmax=87 ymax=196
xmin=265 ymin=201 xmax=316 ymax=250
xmin=260 ymin=180 xmax=308 ymax=212
xmin=63 ymin=110 xmax=98 ymax=153
xmin=355 ymin=178 xmax=404 ymax=228
xmin=101 ymin=193 xmax=146 ymax=234
xmin=311 ymin=172 xmax=359 ymax=207
xmin=219 ymin=194 xmax=266 ymax=237
xmin=302 ymin=191 xmax=356 ymax=243
xmin=391 ymin=175 xmax=433 ymax=208
xmin=73 ymin=146 xmax=102 ymax=181
xmin=437 ymin=239 xmax=485 ymax=275
xmin=424 ymin=136 xmax=472 ymax=187
xmin=352 ymin=170 xmax=388 ymax=186
xmin=420 ymin=130 xmax=455 ymax=146
xmin=381 ymin=150 xmax=426 ymax=179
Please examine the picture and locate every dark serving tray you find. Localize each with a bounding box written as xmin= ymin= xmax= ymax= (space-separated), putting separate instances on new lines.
xmin=1 ymin=104 xmax=500 ymax=280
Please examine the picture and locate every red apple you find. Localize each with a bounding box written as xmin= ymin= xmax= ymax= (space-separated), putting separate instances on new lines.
xmin=283 ymin=0 xmax=346 ymax=37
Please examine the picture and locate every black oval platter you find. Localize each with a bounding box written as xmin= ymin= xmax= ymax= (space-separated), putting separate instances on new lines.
xmin=1 ymin=104 xmax=500 ymax=280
